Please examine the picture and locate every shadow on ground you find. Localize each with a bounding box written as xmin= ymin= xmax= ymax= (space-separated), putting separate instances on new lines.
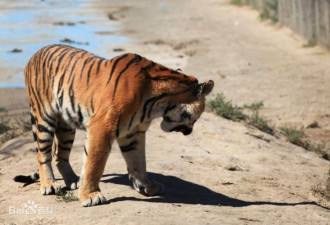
xmin=101 ymin=173 xmax=329 ymax=210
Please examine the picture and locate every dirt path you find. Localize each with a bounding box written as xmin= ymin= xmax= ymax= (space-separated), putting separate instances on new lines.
xmin=0 ymin=0 xmax=329 ymax=224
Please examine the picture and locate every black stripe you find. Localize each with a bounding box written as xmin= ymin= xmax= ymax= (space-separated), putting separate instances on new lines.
xmin=58 ymin=145 xmax=71 ymax=151
xmin=69 ymin=83 xmax=75 ymax=112
xmin=86 ymin=60 xmax=96 ymax=85
xmin=38 ymin=144 xmax=52 ymax=152
xmin=84 ymin=146 xmax=88 ymax=156
xmin=42 ymin=48 xmax=53 ymax=85
xmin=33 ymin=132 xmax=37 ymax=141
xmin=140 ymin=61 xmax=155 ymax=71
xmin=47 ymin=46 xmax=66 ymax=68
xmin=30 ymin=114 xmax=36 ymax=125
xmin=116 ymin=118 xmax=120 ymax=137
xmin=38 ymin=138 xmax=52 ymax=143
xmin=43 ymin=114 xmax=56 ymax=128
xmin=55 ymin=102 xmax=60 ymax=112
xmin=77 ymin=104 xmax=83 ymax=124
xmin=106 ymin=54 xmax=129 ymax=86
xmin=59 ymin=91 xmax=64 ymax=107
xmin=57 ymin=74 xmax=65 ymax=95
xmin=164 ymin=103 xmax=177 ymax=116
xmin=141 ymin=93 xmax=168 ymax=122
xmin=37 ymin=124 xmax=54 ymax=136
xmin=120 ymin=140 xmax=138 ymax=152
xmin=67 ymin=59 xmax=79 ymax=84
xmin=62 ymin=139 xmax=74 ymax=145
xmin=57 ymin=126 xmax=75 ymax=132
xmin=40 ymin=49 xmax=52 ymax=93
xmin=66 ymin=109 xmax=73 ymax=121
xmin=126 ymin=130 xmax=145 ymax=139
xmin=146 ymin=75 xmax=181 ymax=81
xmin=56 ymin=156 xmax=69 ymax=162
xmin=90 ymin=97 xmax=95 ymax=114
xmin=112 ymin=54 xmax=142 ymax=99
xmin=54 ymin=48 xmax=70 ymax=75
xmin=58 ymin=50 xmax=83 ymax=90
xmin=80 ymin=57 xmax=95 ymax=80
xmin=67 ymin=50 xmax=88 ymax=84
xmin=96 ymin=58 xmax=104 ymax=74
xmin=128 ymin=111 xmax=137 ymax=129
xmin=147 ymin=93 xmax=168 ymax=118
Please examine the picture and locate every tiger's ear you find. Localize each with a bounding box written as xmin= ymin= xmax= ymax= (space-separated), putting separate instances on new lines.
xmin=197 ymin=80 xmax=214 ymax=98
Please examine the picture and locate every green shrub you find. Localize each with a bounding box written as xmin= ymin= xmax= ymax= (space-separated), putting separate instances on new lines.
xmin=280 ymin=126 xmax=309 ymax=149
xmin=248 ymin=112 xmax=274 ymax=134
xmin=207 ymin=94 xmax=246 ymax=121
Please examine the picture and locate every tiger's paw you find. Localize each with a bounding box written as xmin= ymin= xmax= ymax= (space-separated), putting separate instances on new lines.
xmin=80 ymin=191 xmax=106 ymax=207
xmin=64 ymin=176 xmax=80 ymax=190
xmin=68 ymin=180 xmax=80 ymax=190
xmin=40 ymin=182 xmax=62 ymax=195
xmin=134 ymin=180 xmax=164 ymax=196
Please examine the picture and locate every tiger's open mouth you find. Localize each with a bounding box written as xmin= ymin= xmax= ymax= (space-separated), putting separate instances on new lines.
xmin=170 ymin=125 xmax=192 ymax=135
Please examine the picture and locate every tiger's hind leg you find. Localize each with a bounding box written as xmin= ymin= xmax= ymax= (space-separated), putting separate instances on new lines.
xmin=54 ymin=122 xmax=79 ymax=190
xmin=117 ymin=132 xmax=163 ymax=196
xmin=34 ymin=116 xmax=61 ymax=195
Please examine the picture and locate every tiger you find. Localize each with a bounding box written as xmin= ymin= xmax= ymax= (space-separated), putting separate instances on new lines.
xmin=14 ymin=44 xmax=214 ymax=207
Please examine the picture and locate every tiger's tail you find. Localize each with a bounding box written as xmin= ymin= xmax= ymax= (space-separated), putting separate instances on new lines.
xmin=14 ymin=171 xmax=39 ymax=184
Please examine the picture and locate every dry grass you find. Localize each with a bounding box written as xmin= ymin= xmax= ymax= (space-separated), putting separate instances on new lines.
xmin=56 ymin=191 xmax=79 ymax=203
xmin=312 ymin=169 xmax=330 ymax=202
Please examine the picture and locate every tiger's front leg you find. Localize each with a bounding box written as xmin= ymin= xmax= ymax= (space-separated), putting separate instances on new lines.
xmin=117 ymin=131 xmax=163 ymax=196
xmin=78 ymin=125 xmax=113 ymax=207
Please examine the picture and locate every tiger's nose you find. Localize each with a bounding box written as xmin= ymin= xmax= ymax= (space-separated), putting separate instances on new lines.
xmin=183 ymin=127 xmax=192 ymax=135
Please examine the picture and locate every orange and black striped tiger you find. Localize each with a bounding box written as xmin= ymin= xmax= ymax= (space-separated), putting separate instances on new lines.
xmin=14 ymin=44 xmax=214 ymax=207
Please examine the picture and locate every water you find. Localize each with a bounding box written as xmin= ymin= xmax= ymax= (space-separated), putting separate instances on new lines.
xmin=0 ymin=0 xmax=128 ymax=88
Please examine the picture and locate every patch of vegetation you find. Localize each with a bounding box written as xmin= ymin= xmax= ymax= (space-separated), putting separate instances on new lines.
xmin=307 ymin=121 xmax=319 ymax=129
xmin=303 ymin=33 xmax=317 ymax=48
xmin=19 ymin=118 xmax=32 ymax=132
xmin=56 ymin=191 xmax=79 ymax=202
xmin=0 ymin=115 xmax=32 ymax=145
xmin=0 ymin=107 xmax=7 ymax=113
xmin=207 ymin=94 xmax=274 ymax=134
xmin=280 ymin=126 xmax=329 ymax=160
xmin=0 ymin=122 xmax=11 ymax=134
xmin=0 ymin=131 xmax=19 ymax=143
xmin=260 ymin=0 xmax=278 ymax=23
xmin=309 ymin=141 xmax=330 ymax=160
xmin=230 ymin=0 xmax=243 ymax=6
xmin=207 ymin=94 xmax=246 ymax=121
xmin=248 ymin=112 xmax=274 ymax=134
xmin=312 ymin=169 xmax=330 ymax=202
xmin=207 ymin=93 xmax=329 ymax=160
xmin=243 ymin=101 xmax=264 ymax=111
xmin=279 ymin=126 xmax=309 ymax=148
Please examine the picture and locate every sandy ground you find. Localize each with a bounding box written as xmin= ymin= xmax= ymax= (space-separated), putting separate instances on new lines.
xmin=0 ymin=0 xmax=329 ymax=224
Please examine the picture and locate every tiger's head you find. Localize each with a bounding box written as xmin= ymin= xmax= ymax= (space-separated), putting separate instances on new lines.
xmin=161 ymin=80 xmax=214 ymax=135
